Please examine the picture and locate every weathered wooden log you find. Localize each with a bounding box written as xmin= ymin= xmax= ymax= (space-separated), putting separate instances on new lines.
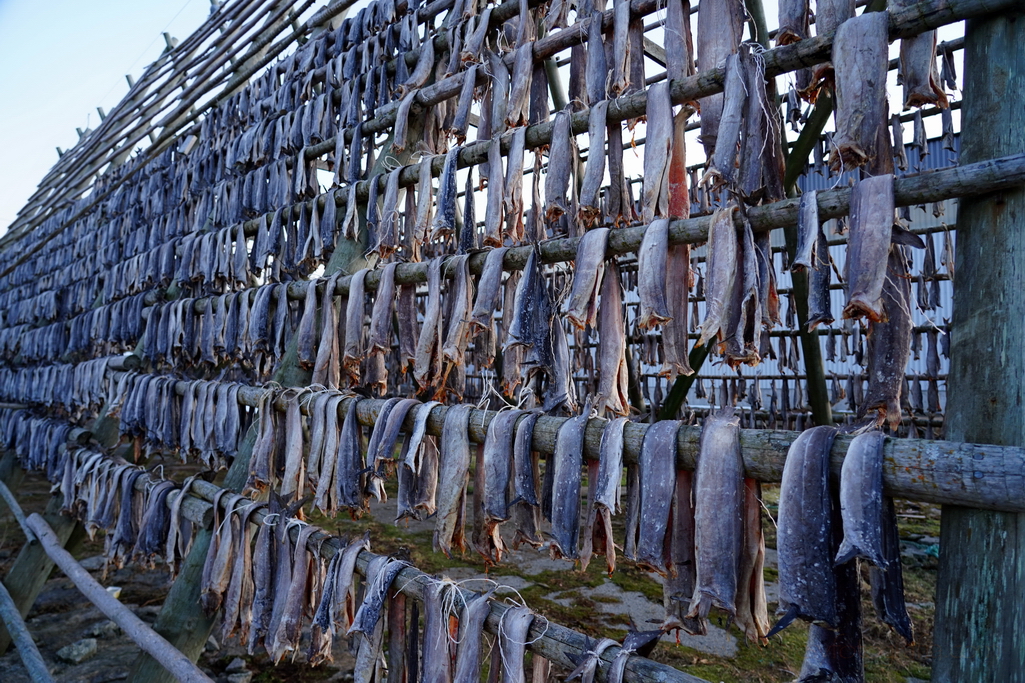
xmin=0 ymin=579 xmax=53 ymax=683
xmin=25 ymin=514 xmax=214 ymax=683
xmin=173 ymin=151 xmax=1025 ymax=314
xmin=111 ymin=370 xmax=1025 ymax=514
xmin=933 ymin=9 xmax=1025 ymax=681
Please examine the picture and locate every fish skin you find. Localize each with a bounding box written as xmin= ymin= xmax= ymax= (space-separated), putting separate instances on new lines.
xmin=421 ymin=582 xmax=452 ymax=683
xmin=549 ymin=412 xmax=588 ymax=560
xmin=453 ymin=591 xmax=494 ymax=683
xmin=584 ymin=417 xmax=626 ymax=575
xmin=734 ymin=479 xmax=771 ymax=643
xmin=442 ymin=254 xmax=475 ymax=369
xmin=507 ymin=43 xmax=534 ymax=128
xmin=482 ymin=410 xmax=525 ymax=526
xmin=608 ymin=630 xmax=663 ymax=683
xmin=869 ymin=496 xmax=914 ymax=645
xmin=777 ymin=0 xmax=809 ymax=44
xmin=221 ymin=502 xmax=266 ymax=643
xmin=201 ymin=491 xmax=239 ymax=615
xmin=578 ymin=101 xmax=609 ymax=225
xmin=596 ymin=262 xmax=631 ymax=417
xmin=414 ymin=258 xmax=445 ymax=392
xmin=484 ymin=140 xmax=505 ymax=247
xmin=314 ymin=395 xmax=346 ymax=514
xmin=703 ymin=48 xmax=747 ymax=190
xmin=836 ymin=431 xmax=887 ymax=567
xmin=279 ymin=394 xmax=306 ymax=500
xmin=349 ymin=558 xmax=409 ymax=640
xmin=642 ymin=82 xmax=673 ymax=222
xmin=687 ymin=408 xmax=744 ymax=630
xmin=543 ymin=317 xmax=578 ymax=413
xmin=623 ymin=462 xmax=640 ymax=561
xmin=831 ymin=11 xmax=890 ymax=172
xmin=900 ymin=30 xmax=948 ymax=109
xmin=397 ymin=283 xmax=419 ymax=370
xmin=636 ymin=420 xmax=679 ymax=577
xmin=724 ymin=217 xmax=761 ymax=367
xmin=861 ymin=246 xmax=914 ymax=430
xmin=807 ymin=223 xmax=834 ymax=330
xmin=369 ymin=263 xmax=398 ymax=356
xmin=697 ymin=205 xmax=739 ymax=348
xmin=696 ymin=0 xmax=744 ymax=157
xmin=270 ymin=524 xmax=319 ymax=663
xmin=545 ymin=109 xmax=575 ymax=221
xmin=498 ymin=606 xmax=534 ymax=683
xmin=331 ymin=532 xmax=371 ymax=634
xmin=265 ymin=514 xmax=296 ymax=659
xmin=247 ymin=496 xmax=280 ymax=654
xmin=432 ymin=146 xmax=461 ymax=240
xmin=565 ymin=229 xmax=610 ymax=330
xmin=565 ymin=637 xmax=617 ymax=683
xmin=414 ymin=156 xmax=436 ymax=251
xmin=371 ymin=398 xmax=421 ymax=478
xmin=503 ymin=127 xmax=527 ymax=242
xmin=343 ymin=269 xmax=369 ymax=382
xmin=793 ymin=191 xmax=819 ymax=271
xmin=773 ymin=425 xmax=839 ymax=633
xmin=469 ymin=247 xmax=509 ymax=347
xmin=637 ymin=219 xmax=672 ymax=330
xmin=308 ymin=552 xmax=340 ymax=665
xmin=610 ymin=0 xmax=632 ymax=96
xmin=435 ymin=404 xmax=473 ymax=557
xmin=336 ymin=398 xmax=367 ymax=515
xmin=843 ymin=174 xmax=895 ymax=323
xmin=313 ymin=275 xmax=342 ymax=389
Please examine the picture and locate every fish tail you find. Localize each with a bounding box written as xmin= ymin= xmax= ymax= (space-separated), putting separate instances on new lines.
xmin=766 ymin=603 xmax=801 ymax=638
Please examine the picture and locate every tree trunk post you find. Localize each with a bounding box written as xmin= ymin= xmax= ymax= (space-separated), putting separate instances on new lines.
xmin=933 ymin=10 xmax=1025 ymax=682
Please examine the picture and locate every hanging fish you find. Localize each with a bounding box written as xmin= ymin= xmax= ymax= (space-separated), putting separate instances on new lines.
xmin=564 ymin=228 xmax=610 ymax=329
xmin=843 ymin=174 xmax=895 ymax=322
xmin=696 ymin=0 xmax=745 ymax=157
xmin=545 ymin=109 xmax=576 ymax=222
xmin=831 ymin=12 xmax=891 ymax=173
xmin=642 ymin=82 xmax=673 ymax=221
xmin=697 ymin=204 xmax=739 ymax=348
xmin=900 ymin=30 xmax=949 ymax=109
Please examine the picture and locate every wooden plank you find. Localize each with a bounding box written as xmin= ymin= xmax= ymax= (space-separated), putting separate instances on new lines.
xmin=0 ymin=579 xmax=53 ymax=683
xmin=25 ymin=514 xmax=213 ymax=683
xmin=933 ymin=9 xmax=1025 ymax=681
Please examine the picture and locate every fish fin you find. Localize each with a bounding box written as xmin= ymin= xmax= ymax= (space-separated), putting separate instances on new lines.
xmin=891 ymin=225 xmax=926 ymax=249
xmin=766 ymin=603 xmax=800 ymax=638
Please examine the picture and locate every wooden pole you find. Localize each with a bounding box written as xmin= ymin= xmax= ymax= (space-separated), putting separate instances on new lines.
xmin=933 ymin=9 xmax=1025 ymax=681
xmin=24 ymin=514 xmax=214 ymax=683
xmin=0 ymin=480 xmax=35 ymax=542
xmin=0 ymin=493 xmax=86 ymax=654
xmin=0 ymin=580 xmax=53 ymax=683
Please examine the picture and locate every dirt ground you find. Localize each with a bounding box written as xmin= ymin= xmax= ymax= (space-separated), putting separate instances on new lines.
xmin=0 ymin=467 xmax=939 ymax=683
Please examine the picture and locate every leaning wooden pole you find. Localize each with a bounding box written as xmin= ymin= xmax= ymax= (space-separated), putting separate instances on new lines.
xmin=25 ymin=514 xmax=214 ymax=683
xmin=0 ymin=580 xmax=52 ymax=683
xmin=933 ymin=9 xmax=1025 ymax=681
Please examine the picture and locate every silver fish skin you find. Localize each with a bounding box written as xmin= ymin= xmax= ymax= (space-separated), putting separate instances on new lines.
xmin=368 ymin=262 xmax=398 ymax=355
xmin=421 ymin=581 xmax=453 ymax=683
xmin=836 ymin=431 xmax=887 ymax=567
xmin=453 ymin=591 xmax=494 ymax=683
xmin=414 ymin=258 xmax=444 ymax=392
xmin=596 ymin=262 xmax=630 ymax=417
xmin=642 ymin=82 xmax=673 ymax=221
xmin=793 ymin=190 xmax=819 ymax=271
xmin=336 ymin=398 xmax=367 ymax=514
xmin=636 ymin=420 xmax=679 ymax=576
xmin=661 ymin=242 xmax=694 ymax=379
xmin=498 ymin=606 xmax=534 ymax=683
xmin=777 ymin=0 xmax=809 ymax=44
xmin=703 ymin=48 xmax=747 ymax=190
xmin=696 ymin=0 xmax=744 ymax=157
xmin=442 ymin=254 xmax=475 ymax=371
xmin=637 ymin=219 xmax=672 ymax=330
xmin=434 ymin=404 xmax=473 ymax=556
xmin=843 ymin=174 xmax=895 ymax=323
xmin=484 ymin=140 xmax=506 ymax=247
xmin=482 ymin=410 xmax=525 ymax=524
xmin=470 ymin=247 xmax=509 ymax=335
xmin=583 ymin=417 xmax=627 ymax=574
xmin=564 ymin=228 xmax=609 ymax=330
xmin=734 ymin=478 xmax=771 ymax=643
xmin=343 ymin=268 xmax=369 ymax=382
xmin=861 ymin=246 xmax=914 ymax=430
xmin=578 ymin=100 xmax=609 ymax=224
xmin=772 ymin=425 xmax=839 ymax=632
xmin=349 ymin=558 xmax=408 ymax=640
xmin=697 ymin=205 xmax=738 ymax=347
xmin=330 ymin=532 xmax=371 ymax=634
xmin=687 ymin=408 xmax=743 ymax=628
xmin=545 ymin=109 xmax=575 ymax=221
xmin=511 ymin=411 xmax=543 ymax=508
xmin=549 ymin=412 xmax=587 ymax=560
xmin=270 ymin=524 xmax=319 ymax=663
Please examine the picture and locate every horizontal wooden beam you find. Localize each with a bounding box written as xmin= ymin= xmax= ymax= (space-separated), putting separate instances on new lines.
xmin=114 ymin=371 xmax=1025 ymax=513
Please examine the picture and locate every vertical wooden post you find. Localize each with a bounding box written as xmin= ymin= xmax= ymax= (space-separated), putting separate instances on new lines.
xmin=933 ymin=10 xmax=1025 ymax=682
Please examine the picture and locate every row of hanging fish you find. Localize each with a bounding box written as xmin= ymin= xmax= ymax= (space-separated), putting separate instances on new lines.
xmin=0 ymin=356 xmax=112 ymax=414
xmin=775 ymin=426 xmax=913 ymax=682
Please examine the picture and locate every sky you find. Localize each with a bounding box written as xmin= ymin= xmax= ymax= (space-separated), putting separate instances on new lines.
xmin=0 ymin=0 xmax=212 ymax=234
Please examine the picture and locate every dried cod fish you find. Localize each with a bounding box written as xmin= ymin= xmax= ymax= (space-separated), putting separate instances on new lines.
xmin=564 ymin=228 xmax=609 ymax=329
xmin=900 ymin=30 xmax=949 ymax=109
xmin=843 ymin=174 xmax=895 ymax=322
xmin=549 ymin=410 xmax=588 ymax=560
xmin=831 ymin=12 xmax=891 ymax=172
xmin=596 ymin=262 xmax=631 ymax=417
xmin=434 ymin=404 xmax=473 ymax=556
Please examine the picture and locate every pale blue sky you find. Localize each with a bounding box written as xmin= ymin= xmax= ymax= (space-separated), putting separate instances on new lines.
xmin=0 ymin=0 xmax=211 ymax=233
